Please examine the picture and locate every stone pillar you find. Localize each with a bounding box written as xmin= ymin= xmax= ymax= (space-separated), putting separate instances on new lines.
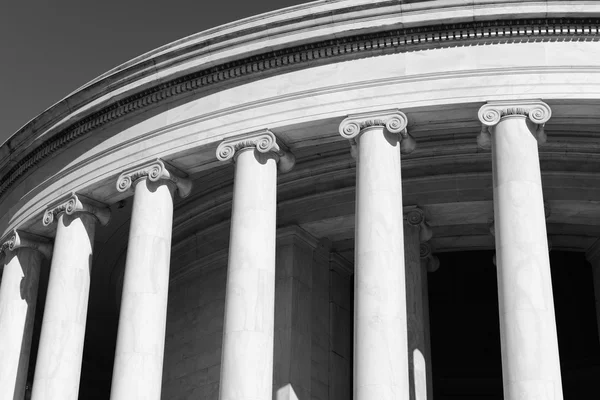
xmin=216 ymin=130 xmax=294 ymax=400
xmin=586 ymin=239 xmax=600 ymax=344
xmin=479 ymin=100 xmax=563 ymax=400
xmin=273 ymin=226 xmax=317 ymax=400
xmin=0 ymin=230 xmax=51 ymax=400
xmin=339 ymin=110 xmax=416 ymax=400
xmin=110 ymin=159 xmax=192 ymax=400
xmin=32 ymin=194 xmax=110 ymax=400
xmin=403 ymin=206 xmax=434 ymax=400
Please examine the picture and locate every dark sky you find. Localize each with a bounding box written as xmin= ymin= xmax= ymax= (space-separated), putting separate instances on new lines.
xmin=0 ymin=0 xmax=310 ymax=145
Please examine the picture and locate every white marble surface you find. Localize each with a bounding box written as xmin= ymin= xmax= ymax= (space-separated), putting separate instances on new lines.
xmin=31 ymin=213 xmax=96 ymax=400
xmin=219 ymin=148 xmax=278 ymax=400
xmin=0 ymin=248 xmax=42 ymax=400
xmin=353 ymin=123 xmax=409 ymax=400
xmin=490 ymin=109 xmax=563 ymax=400
xmin=404 ymin=221 xmax=432 ymax=400
xmin=110 ymin=178 xmax=175 ymax=400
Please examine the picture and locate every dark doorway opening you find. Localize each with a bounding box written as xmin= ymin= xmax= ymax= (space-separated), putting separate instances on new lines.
xmin=428 ymin=250 xmax=600 ymax=400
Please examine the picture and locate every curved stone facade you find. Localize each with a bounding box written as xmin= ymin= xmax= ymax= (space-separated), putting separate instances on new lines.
xmin=1 ymin=1 xmax=600 ymax=399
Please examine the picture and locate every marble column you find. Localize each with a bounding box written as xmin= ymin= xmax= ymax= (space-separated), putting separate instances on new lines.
xmin=273 ymin=226 xmax=317 ymax=400
xmin=339 ymin=110 xmax=416 ymax=400
xmin=32 ymin=193 xmax=110 ymax=400
xmin=403 ymin=206 xmax=434 ymax=400
xmin=479 ymin=100 xmax=563 ymax=400
xmin=0 ymin=230 xmax=51 ymax=400
xmin=216 ymin=130 xmax=294 ymax=400
xmin=110 ymin=159 xmax=192 ymax=400
xmin=585 ymin=239 xmax=600 ymax=344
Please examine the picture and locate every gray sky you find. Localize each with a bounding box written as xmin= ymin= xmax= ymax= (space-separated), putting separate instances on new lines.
xmin=0 ymin=0 xmax=310 ymax=144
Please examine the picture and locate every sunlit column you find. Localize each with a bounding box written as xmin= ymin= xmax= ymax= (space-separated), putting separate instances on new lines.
xmin=479 ymin=100 xmax=563 ymax=400
xmin=339 ymin=110 xmax=416 ymax=400
xmin=110 ymin=159 xmax=192 ymax=400
xmin=0 ymin=230 xmax=51 ymax=400
xmin=32 ymin=194 xmax=110 ymax=400
xmin=404 ymin=206 xmax=436 ymax=400
xmin=216 ymin=130 xmax=295 ymax=400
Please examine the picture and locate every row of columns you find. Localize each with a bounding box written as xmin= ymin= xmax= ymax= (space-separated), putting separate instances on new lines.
xmin=0 ymin=100 xmax=565 ymax=400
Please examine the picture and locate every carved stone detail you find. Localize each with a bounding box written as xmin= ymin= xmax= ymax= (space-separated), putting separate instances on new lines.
xmin=216 ymin=129 xmax=295 ymax=173
xmin=1 ymin=19 xmax=596 ymax=199
xmin=420 ymin=242 xmax=439 ymax=273
xmin=0 ymin=230 xmax=52 ymax=259
xmin=43 ymin=193 xmax=110 ymax=227
xmin=404 ymin=205 xmax=432 ymax=242
xmin=116 ymin=159 xmax=192 ymax=198
xmin=338 ymin=110 xmax=416 ymax=155
xmin=478 ymin=100 xmax=551 ymax=144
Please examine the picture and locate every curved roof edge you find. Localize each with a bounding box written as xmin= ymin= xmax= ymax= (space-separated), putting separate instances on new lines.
xmin=0 ymin=0 xmax=596 ymax=175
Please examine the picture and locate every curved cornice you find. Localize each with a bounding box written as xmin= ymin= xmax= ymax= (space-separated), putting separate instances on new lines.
xmin=1 ymin=11 xmax=599 ymax=200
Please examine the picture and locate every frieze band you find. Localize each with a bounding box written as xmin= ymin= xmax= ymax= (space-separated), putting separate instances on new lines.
xmin=1 ymin=18 xmax=597 ymax=199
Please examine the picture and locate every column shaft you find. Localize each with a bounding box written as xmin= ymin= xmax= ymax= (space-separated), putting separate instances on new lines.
xmin=492 ymin=115 xmax=563 ymax=400
xmin=32 ymin=213 xmax=96 ymax=400
xmin=219 ymin=148 xmax=278 ymax=400
xmin=0 ymin=248 xmax=42 ymax=400
xmin=110 ymin=178 xmax=175 ymax=400
xmin=354 ymin=126 xmax=409 ymax=400
xmin=404 ymin=223 xmax=433 ymax=400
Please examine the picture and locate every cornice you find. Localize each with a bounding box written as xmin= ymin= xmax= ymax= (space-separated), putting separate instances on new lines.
xmin=116 ymin=158 xmax=193 ymax=198
xmin=1 ymin=18 xmax=599 ymax=200
xmin=42 ymin=193 xmax=111 ymax=227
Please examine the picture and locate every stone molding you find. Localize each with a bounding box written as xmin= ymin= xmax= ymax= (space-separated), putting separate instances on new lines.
xmin=339 ymin=109 xmax=416 ymax=155
xmin=478 ymin=100 xmax=551 ymax=144
xmin=420 ymin=242 xmax=440 ymax=273
xmin=404 ymin=205 xmax=433 ymax=242
xmin=0 ymin=229 xmax=52 ymax=259
xmin=216 ymin=129 xmax=295 ymax=173
xmin=277 ymin=225 xmax=320 ymax=249
xmin=42 ymin=193 xmax=111 ymax=227
xmin=116 ymin=158 xmax=193 ymax=198
xmin=330 ymin=252 xmax=353 ymax=276
xmin=3 ymin=18 xmax=595 ymax=199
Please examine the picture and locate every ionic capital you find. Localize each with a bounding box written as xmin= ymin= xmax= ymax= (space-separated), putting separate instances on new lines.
xmin=338 ymin=109 xmax=416 ymax=155
xmin=43 ymin=193 xmax=111 ymax=227
xmin=116 ymin=159 xmax=192 ymax=198
xmin=216 ymin=129 xmax=295 ymax=173
xmin=478 ymin=100 xmax=551 ymax=144
xmin=1 ymin=230 xmax=52 ymax=259
xmin=404 ymin=206 xmax=433 ymax=242
xmin=420 ymin=242 xmax=439 ymax=272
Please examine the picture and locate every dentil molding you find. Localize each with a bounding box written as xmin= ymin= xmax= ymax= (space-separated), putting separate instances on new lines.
xmin=216 ymin=129 xmax=295 ymax=173
xmin=339 ymin=109 xmax=416 ymax=155
xmin=0 ymin=230 xmax=52 ymax=259
xmin=1 ymin=19 xmax=598 ymax=199
xmin=116 ymin=159 xmax=193 ymax=198
xmin=42 ymin=193 xmax=111 ymax=227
